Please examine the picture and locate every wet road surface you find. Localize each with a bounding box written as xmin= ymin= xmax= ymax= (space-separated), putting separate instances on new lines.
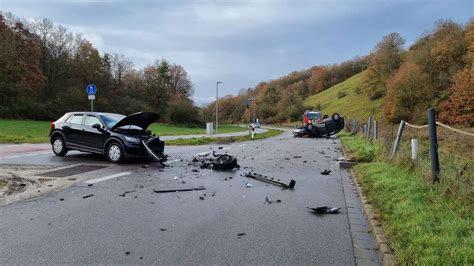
xmin=0 ymin=132 xmax=380 ymax=265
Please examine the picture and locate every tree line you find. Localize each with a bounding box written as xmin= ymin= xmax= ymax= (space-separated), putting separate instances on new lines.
xmin=203 ymin=19 xmax=472 ymax=126
xmin=0 ymin=12 xmax=200 ymax=124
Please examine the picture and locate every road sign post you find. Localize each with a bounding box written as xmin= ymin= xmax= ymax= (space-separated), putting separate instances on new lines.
xmin=86 ymin=84 xmax=97 ymax=112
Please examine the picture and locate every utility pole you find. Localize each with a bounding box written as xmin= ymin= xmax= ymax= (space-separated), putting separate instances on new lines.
xmin=215 ymin=81 xmax=222 ymax=134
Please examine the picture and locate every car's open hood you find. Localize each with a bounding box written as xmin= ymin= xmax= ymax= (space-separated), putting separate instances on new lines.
xmin=111 ymin=112 xmax=159 ymax=130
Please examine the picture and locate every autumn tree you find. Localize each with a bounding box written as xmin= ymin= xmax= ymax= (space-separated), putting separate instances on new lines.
xmin=384 ymin=61 xmax=432 ymax=123
xmin=364 ymin=32 xmax=405 ymax=100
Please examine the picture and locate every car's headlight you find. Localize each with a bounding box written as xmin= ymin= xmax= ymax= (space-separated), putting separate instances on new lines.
xmin=124 ymin=136 xmax=141 ymax=144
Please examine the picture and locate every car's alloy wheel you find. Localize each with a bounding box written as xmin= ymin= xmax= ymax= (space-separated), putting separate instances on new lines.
xmin=52 ymin=136 xmax=68 ymax=156
xmin=107 ymin=142 xmax=123 ymax=163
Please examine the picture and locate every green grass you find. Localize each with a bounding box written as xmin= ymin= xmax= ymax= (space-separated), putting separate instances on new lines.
xmin=0 ymin=119 xmax=246 ymax=143
xmin=338 ymin=132 xmax=473 ymax=264
xmin=149 ymin=124 xmax=246 ymax=136
xmin=304 ymin=71 xmax=384 ymax=120
xmin=0 ymin=120 xmax=50 ymax=143
xmin=166 ymin=129 xmax=283 ymax=145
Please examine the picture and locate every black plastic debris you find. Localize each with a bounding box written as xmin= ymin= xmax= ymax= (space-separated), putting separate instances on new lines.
xmin=306 ymin=206 xmax=341 ymax=214
xmin=237 ymin=232 xmax=246 ymax=237
xmin=82 ymin=194 xmax=94 ymax=199
xmin=153 ymin=186 xmax=206 ymax=193
xmin=87 ymin=184 xmax=93 ymax=187
xmin=293 ymin=155 xmax=302 ymax=159
xmin=119 ymin=190 xmax=136 ymax=197
xmin=265 ymin=196 xmax=272 ymax=204
xmin=193 ymin=151 xmax=240 ymax=171
xmin=199 ymin=195 xmax=205 ymax=200
xmin=125 ymin=251 xmax=130 ymax=255
xmin=160 ymin=228 xmax=167 ymax=231
xmin=320 ymin=170 xmax=332 ymax=175
xmin=244 ymin=172 xmax=295 ymax=190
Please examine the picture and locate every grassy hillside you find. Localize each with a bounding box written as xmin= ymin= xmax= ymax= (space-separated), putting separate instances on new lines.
xmin=304 ymin=71 xmax=384 ymax=120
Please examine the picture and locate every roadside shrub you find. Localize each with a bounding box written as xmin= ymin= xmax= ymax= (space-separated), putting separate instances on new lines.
xmin=337 ymin=91 xmax=347 ymax=99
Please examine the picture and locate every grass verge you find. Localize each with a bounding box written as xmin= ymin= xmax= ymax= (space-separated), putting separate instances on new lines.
xmin=338 ymin=132 xmax=473 ymax=264
xmin=0 ymin=119 xmax=246 ymax=143
xmin=166 ymin=129 xmax=283 ymax=146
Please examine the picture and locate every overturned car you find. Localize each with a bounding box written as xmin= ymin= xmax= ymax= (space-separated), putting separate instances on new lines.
xmin=293 ymin=113 xmax=345 ymax=138
xmin=49 ymin=111 xmax=164 ymax=163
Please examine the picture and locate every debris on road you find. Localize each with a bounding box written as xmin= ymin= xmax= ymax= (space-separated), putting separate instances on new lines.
xmin=193 ymin=152 xmax=240 ymax=171
xmin=306 ymin=206 xmax=341 ymax=214
xmin=82 ymin=194 xmax=94 ymax=199
xmin=87 ymin=184 xmax=93 ymax=187
xmin=246 ymin=182 xmax=253 ymax=188
xmin=265 ymin=196 xmax=272 ymax=204
xmin=153 ymin=186 xmax=206 ymax=193
xmin=119 ymin=190 xmax=136 ymax=197
xmin=199 ymin=195 xmax=205 ymax=200
xmin=244 ymin=172 xmax=296 ymax=189
xmin=237 ymin=232 xmax=246 ymax=238
xmin=160 ymin=228 xmax=167 ymax=231
xmin=320 ymin=169 xmax=332 ymax=175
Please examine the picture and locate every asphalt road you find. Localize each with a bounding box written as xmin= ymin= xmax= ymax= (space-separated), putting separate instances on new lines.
xmin=0 ymin=131 xmax=379 ymax=265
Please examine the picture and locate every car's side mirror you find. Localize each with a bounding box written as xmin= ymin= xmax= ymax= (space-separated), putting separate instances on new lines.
xmin=92 ymin=123 xmax=104 ymax=132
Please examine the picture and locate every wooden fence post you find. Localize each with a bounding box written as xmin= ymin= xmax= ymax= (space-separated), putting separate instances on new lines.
xmin=373 ymin=120 xmax=378 ymax=140
xmin=391 ymin=120 xmax=405 ymax=157
xmin=367 ymin=116 xmax=372 ymax=139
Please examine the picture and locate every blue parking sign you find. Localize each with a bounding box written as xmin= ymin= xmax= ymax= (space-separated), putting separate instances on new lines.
xmin=86 ymin=84 xmax=97 ymax=95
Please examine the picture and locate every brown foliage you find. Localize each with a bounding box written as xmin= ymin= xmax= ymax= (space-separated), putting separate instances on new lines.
xmin=438 ymin=68 xmax=474 ymax=126
xmin=384 ymin=61 xmax=432 ymax=123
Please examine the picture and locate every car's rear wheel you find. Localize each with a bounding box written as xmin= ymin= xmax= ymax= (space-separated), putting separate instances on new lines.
xmin=305 ymin=123 xmax=314 ymax=132
xmin=106 ymin=141 xmax=124 ymax=163
xmin=52 ymin=136 xmax=68 ymax=156
xmin=332 ymin=113 xmax=341 ymax=122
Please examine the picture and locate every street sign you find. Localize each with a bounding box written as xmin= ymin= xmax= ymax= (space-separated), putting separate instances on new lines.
xmin=88 ymin=95 xmax=95 ymax=100
xmin=86 ymin=84 xmax=97 ymax=95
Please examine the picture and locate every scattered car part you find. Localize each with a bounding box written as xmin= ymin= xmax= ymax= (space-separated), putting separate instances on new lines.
xmin=82 ymin=194 xmax=94 ymax=199
xmin=306 ymin=206 xmax=341 ymax=214
xmin=320 ymin=169 xmax=332 ymax=175
xmin=193 ymin=151 xmax=240 ymax=171
xmin=152 ymin=186 xmax=206 ymax=193
xmin=243 ymin=172 xmax=296 ymax=189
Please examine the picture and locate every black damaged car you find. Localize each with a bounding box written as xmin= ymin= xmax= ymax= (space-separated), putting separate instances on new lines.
xmin=49 ymin=112 xmax=165 ymax=163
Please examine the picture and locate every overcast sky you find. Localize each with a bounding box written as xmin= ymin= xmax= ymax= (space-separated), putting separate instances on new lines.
xmin=1 ymin=0 xmax=472 ymax=105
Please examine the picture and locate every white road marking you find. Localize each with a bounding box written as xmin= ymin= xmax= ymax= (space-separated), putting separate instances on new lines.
xmin=0 ymin=152 xmax=51 ymax=160
xmin=221 ymin=147 xmax=232 ymax=150
xmin=84 ymin=172 xmax=132 ymax=184
xmin=239 ymin=144 xmax=247 ymax=147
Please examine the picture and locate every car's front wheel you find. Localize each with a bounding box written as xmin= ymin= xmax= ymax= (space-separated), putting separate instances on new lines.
xmin=106 ymin=141 xmax=124 ymax=163
xmin=52 ymin=136 xmax=68 ymax=156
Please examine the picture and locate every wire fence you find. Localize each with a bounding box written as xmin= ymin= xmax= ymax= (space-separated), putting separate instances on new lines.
xmin=344 ymin=108 xmax=474 ymax=183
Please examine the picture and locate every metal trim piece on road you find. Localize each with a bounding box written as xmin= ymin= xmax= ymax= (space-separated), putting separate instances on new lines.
xmin=84 ymin=172 xmax=132 ymax=184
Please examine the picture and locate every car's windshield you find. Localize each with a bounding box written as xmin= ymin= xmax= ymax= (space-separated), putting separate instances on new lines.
xmin=100 ymin=114 xmax=125 ymax=128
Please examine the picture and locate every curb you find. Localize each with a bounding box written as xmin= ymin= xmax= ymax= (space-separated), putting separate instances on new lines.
xmin=339 ymin=138 xmax=396 ymax=266
xmin=351 ymin=169 xmax=396 ymax=266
